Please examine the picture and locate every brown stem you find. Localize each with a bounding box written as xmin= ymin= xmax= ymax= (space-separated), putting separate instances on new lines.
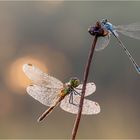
xmin=71 ymin=35 xmax=98 ymax=140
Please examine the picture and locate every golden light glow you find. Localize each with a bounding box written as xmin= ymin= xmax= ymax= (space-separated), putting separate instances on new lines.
xmin=5 ymin=56 xmax=47 ymax=94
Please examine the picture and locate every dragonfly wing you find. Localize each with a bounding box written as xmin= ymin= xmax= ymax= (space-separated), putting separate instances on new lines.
xmin=95 ymin=34 xmax=110 ymax=51
xmin=115 ymin=23 xmax=140 ymax=40
xmin=74 ymin=82 xmax=96 ymax=96
xmin=23 ymin=64 xmax=63 ymax=88
xmin=60 ymin=95 xmax=100 ymax=115
xmin=27 ymin=84 xmax=62 ymax=106
xmin=115 ymin=22 xmax=140 ymax=31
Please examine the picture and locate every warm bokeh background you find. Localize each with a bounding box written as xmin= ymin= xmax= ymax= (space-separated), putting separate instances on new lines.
xmin=0 ymin=1 xmax=140 ymax=139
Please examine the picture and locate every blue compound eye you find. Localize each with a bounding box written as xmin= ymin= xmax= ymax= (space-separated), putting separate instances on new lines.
xmin=101 ymin=19 xmax=108 ymax=24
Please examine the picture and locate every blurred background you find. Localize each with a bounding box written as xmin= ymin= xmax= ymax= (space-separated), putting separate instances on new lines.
xmin=0 ymin=1 xmax=140 ymax=139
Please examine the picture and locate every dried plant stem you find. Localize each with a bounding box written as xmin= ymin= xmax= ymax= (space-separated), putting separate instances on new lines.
xmin=71 ymin=35 xmax=98 ymax=140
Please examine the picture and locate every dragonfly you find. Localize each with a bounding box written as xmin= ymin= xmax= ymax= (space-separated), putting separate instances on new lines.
xmin=88 ymin=19 xmax=140 ymax=74
xmin=23 ymin=64 xmax=100 ymax=122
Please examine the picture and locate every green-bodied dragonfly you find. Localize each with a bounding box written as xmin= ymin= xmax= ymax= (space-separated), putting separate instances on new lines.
xmin=23 ymin=64 xmax=100 ymax=122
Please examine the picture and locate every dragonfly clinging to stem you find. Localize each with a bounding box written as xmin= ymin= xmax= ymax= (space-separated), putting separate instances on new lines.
xmin=23 ymin=64 xmax=100 ymax=122
xmin=88 ymin=19 xmax=140 ymax=74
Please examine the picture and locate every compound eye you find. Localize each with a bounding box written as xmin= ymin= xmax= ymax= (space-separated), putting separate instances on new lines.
xmin=74 ymin=79 xmax=80 ymax=87
xmin=105 ymin=19 xmax=108 ymax=22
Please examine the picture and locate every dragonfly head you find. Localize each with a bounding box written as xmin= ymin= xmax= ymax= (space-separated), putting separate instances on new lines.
xmin=101 ymin=19 xmax=108 ymax=25
xmin=69 ymin=77 xmax=80 ymax=88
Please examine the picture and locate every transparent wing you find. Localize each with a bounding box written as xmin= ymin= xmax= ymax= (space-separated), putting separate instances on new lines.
xmin=115 ymin=22 xmax=140 ymax=31
xmin=115 ymin=22 xmax=140 ymax=40
xmin=23 ymin=64 xmax=63 ymax=88
xmin=74 ymin=82 xmax=96 ymax=97
xmin=60 ymin=95 xmax=100 ymax=115
xmin=95 ymin=34 xmax=110 ymax=51
xmin=27 ymin=84 xmax=62 ymax=106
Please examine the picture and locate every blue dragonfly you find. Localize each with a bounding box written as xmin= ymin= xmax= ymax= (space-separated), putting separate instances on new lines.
xmin=89 ymin=19 xmax=140 ymax=74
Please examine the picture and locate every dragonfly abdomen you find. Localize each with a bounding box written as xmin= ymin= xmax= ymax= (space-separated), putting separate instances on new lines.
xmin=38 ymin=95 xmax=65 ymax=122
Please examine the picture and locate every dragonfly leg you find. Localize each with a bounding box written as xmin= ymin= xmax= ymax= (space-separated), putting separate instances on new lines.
xmin=73 ymin=89 xmax=81 ymax=96
xmin=69 ymin=92 xmax=73 ymax=104
xmin=69 ymin=92 xmax=79 ymax=107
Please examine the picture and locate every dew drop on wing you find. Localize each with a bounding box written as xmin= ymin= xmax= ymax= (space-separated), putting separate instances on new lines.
xmin=60 ymin=95 xmax=100 ymax=114
xmin=74 ymin=82 xmax=96 ymax=97
xmin=26 ymin=84 xmax=62 ymax=106
xmin=22 ymin=64 xmax=63 ymax=88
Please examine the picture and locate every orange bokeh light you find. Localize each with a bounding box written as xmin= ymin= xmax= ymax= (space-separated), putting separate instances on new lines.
xmin=6 ymin=56 xmax=47 ymax=94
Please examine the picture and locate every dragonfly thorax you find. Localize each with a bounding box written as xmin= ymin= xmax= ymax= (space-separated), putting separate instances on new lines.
xmin=62 ymin=78 xmax=80 ymax=96
xmin=101 ymin=19 xmax=114 ymax=32
xmin=62 ymin=86 xmax=71 ymax=95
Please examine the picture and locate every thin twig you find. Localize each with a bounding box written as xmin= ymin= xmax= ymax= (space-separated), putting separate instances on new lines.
xmin=71 ymin=35 xmax=98 ymax=140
